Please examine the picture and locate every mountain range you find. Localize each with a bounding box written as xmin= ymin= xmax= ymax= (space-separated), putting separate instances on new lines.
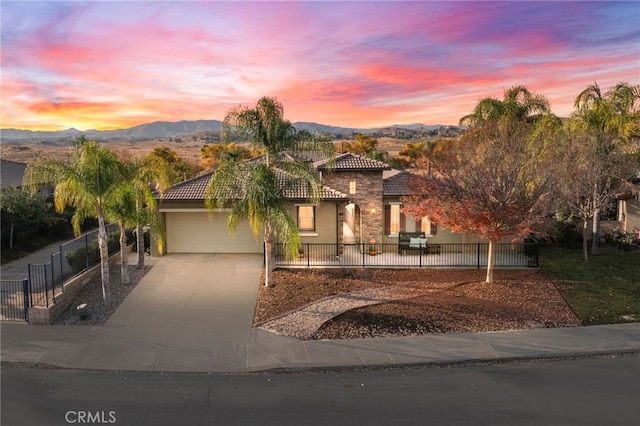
xmin=1 ymin=120 xmax=448 ymax=142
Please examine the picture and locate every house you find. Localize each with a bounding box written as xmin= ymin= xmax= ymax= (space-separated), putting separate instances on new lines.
xmin=0 ymin=159 xmax=53 ymax=198
xmin=615 ymin=173 xmax=640 ymax=235
xmin=154 ymin=152 xmax=492 ymax=256
xmin=1 ymin=159 xmax=28 ymax=191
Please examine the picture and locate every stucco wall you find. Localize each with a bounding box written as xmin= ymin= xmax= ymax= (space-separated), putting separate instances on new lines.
xmin=619 ymin=197 xmax=640 ymax=233
xmin=285 ymin=201 xmax=339 ymax=244
xmin=380 ymin=197 xmax=460 ymax=244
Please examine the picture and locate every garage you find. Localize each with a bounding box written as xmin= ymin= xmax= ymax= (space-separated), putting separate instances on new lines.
xmin=164 ymin=211 xmax=263 ymax=254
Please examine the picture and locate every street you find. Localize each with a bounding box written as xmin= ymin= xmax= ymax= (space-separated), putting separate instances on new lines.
xmin=2 ymin=354 xmax=638 ymax=426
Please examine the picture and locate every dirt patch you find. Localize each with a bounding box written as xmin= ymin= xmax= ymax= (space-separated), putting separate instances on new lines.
xmin=254 ymin=268 xmax=581 ymax=340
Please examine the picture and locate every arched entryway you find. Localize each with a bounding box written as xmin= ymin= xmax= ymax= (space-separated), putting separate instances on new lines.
xmin=343 ymin=203 xmax=360 ymax=244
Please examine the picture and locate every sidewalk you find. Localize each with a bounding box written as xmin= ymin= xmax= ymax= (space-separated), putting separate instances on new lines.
xmin=0 ymin=240 xmax=72 ymax=281
xmin=1 ymin=252 xmax=639 ymax=373
xmin=2 ymin=321 xmax=638 ymax=373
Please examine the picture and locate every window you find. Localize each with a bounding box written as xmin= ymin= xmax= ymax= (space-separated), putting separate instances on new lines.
xmin=297 ymin=205 xmax=315 ymax=231
xmin=421 ymin=216 xmax=436 ymax=235
xmin=349 ymin=180 xmax=357 ymax=195
xmin=389 ymin=204 xmax=400 ymax=235
xmin=385 ymin=203 xmax=407 ymax=236
xmin=421 ymin=216 xmax=431 ymax=235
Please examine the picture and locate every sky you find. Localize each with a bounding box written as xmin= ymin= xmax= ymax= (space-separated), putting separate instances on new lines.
xmin=1 ymin=1 xmax=639 ymax=131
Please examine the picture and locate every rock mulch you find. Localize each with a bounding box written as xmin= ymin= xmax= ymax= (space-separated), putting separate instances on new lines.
xmin=54 ymin=264 xmax=150 ymax=325
xmin=257 ymin=285 xmax=433 ymax=339
xmin=254 ymin=268 xmax=582 ymax=340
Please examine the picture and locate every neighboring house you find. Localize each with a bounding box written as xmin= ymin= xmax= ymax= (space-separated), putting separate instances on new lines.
xmin=154 ymin=152 xmax=492 ymax=256
xmin=615 ymin=173 xmax=640 ymax=235
xmin=1 ymin=159 xmax=28 ymax=190
xmin=0 ymin=159 xmax=53 ymax=198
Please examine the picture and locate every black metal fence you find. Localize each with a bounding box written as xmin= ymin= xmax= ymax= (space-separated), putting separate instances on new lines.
xmin=27 ymin=224 xmax=120 ymax=308
xmin=0 ymin=279 xmax=29 ymax=322
xmin=274 ymin=242 xmax=539 ymax=268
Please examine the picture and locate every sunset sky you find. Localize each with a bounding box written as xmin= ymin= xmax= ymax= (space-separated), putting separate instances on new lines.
xmin=2 ymin=1 xmax=639 ymax=131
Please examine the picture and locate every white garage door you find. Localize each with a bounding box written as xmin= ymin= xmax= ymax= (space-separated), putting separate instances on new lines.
xmin=165 ymin=212 xmax=263 ymax=253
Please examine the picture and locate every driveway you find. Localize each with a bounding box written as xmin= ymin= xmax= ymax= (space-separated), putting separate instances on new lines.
xmin=95 ymin=253 xmax=265 ymax=371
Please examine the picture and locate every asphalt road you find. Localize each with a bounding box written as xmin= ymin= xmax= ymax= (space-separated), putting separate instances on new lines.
xmin=2 ymin=354 xmax=638 ymax=426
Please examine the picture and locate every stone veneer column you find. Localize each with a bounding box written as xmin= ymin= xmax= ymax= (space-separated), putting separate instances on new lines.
xmin=323 ymin=170 xmax=384 ymax=244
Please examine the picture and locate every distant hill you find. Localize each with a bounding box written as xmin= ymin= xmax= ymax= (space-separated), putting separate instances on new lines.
xmin=87 ymin=120 xmax=224 ymax=140
xmin=1 ymin=119 xmax=457 ymax=142
xmin=0 ymin=127 xmax=85 ymax=141
xmin=292 ymin=122 xmax=374 ymax=135
xmin=389 ymin=123 xmax=442 ymax=131
xmin=1 ymin=120 xmax=224 ymax=142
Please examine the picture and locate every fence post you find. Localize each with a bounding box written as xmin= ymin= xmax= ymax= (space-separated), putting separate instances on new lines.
xmin=44 ymin=264 xmax=49 ymax=307
xmin=362 ymin=243 xmax=365 ymax=267
xmin=307 ymin=243 xmax=310 ymax=267
xmin=60 ymin=244 xmax=64 ymax=291
xmin=85 ymin=233 xmax=90 ymax=270
xmin=22 ymin=279 xmax=30 ymax=323
xmin=477 ymin=243 xmax=481 ymax=269
xmin=52 ymin=261 xmax=56 ymax=303
xmin=27 ymin=264 xmax=33 ymax=307
xmin=51 ymin=254 xmax=56 ymax=301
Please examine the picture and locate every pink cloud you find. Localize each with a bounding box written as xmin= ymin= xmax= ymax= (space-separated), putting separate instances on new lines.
xmin=1 ymin=1 xmax=637 ymax=130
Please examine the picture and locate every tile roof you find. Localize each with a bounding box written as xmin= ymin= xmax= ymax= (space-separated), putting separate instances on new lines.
xmin=383 ymin=171 xmax=419 ymax=197
xmin=161 ymin=151 xmax=387 ymax=202
xmin=160 ymin=169 xmax=348 ymax=201
xmin=247 ymin=151 xmax=390 ymax=171
xmin=274 ymin=169 xmax=347 ymax=200
xmin=316 ymin=152 xmax=390 ymax=171
xmin=0 ymin=160 xmax=27 ymax=190
xmin=159 ymin=173 xmax=212 ymax=200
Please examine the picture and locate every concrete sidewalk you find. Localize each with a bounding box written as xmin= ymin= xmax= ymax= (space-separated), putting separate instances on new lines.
xmin=1 ymin=253 xmax=639 ymax=373
xmin=1 ymin=239 xmax=73 ymax=281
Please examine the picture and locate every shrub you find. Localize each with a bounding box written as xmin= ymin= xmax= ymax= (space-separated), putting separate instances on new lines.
xmin=551 ymin=220 xmax=582 ymax=249
xmin=40 ymin=214 xmax=73 ymax=239
xmin=608 ymin=229 xmax=640 ymax=251
xmin=65 ymin=232 xmax=121 ymax=275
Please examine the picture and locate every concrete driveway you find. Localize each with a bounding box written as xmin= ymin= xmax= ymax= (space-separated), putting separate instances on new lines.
xmin=99 ymin=253 xmax=264 ymax=370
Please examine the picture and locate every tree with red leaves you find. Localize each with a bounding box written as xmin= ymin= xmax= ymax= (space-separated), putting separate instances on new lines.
xmin=403 ymin=118 xmax=560 ymax=283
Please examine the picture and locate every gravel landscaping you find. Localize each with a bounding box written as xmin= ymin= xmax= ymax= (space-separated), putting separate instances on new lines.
xmin=54 ymin=264 xmax=151 ymax=325
xmin=254 ymin=268 xmax=582 ymax=340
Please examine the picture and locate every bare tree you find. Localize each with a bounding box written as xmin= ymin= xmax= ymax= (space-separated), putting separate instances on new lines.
xmin=558 ymin=121 xmax=636 ymax=260
xmin=573 ymin=82 xmax=640 ymax=254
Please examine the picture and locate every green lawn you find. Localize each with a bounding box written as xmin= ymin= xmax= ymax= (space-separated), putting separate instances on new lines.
xmin=540 ymin=247 xmax=640 ymax=325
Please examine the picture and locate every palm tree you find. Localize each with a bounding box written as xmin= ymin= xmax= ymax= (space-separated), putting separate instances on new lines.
xmin=104 ymin=182 xmax=137 ymax=285
xmin=131 ymin=155 xmax=174 ymax=269
xmin=459 ymin=85 xmax=552 ymax=127
xmin=206 ymin=97 xmax=334 ymax=287
xmin=105 ymin=155 xmax=171 ymax=283
xmin=573 ymin=82 xmax=640 ymax=255
xmin=24 ymin=137 xmax=124 ymax=306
